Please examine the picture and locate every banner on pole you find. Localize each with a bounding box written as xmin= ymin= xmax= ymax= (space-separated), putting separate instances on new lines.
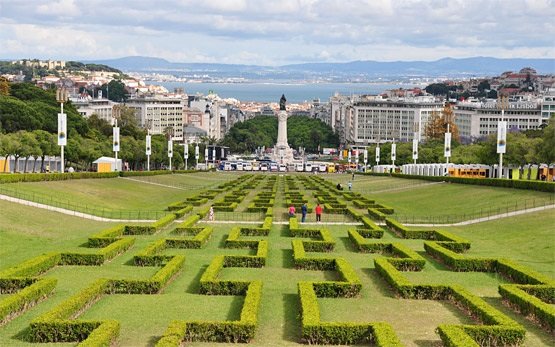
xmin=145 ymin=135 xmax=151 ymax=155
xmin=412 ymin=138 xmax=418 ymax=160
xmin=444 ymin=132 xmax=452 ymax=158
xmin=497 ymin=121 xmax=507 ymax=154
xmin=168 ymin=140 xmax=173 ymax=158
xmin=391 ymin=143 xmax=396 ymax=161
xmin=57 ymin=113 xmax=67 ymax=146
xmin=375 ymin=146 xmax=380 ymax=163
xmin=113 ymin=127 xmax=120 ymax=152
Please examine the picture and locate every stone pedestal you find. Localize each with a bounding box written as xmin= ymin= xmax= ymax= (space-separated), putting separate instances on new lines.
xmin=272 ymin=110 xmax=294 ymax=163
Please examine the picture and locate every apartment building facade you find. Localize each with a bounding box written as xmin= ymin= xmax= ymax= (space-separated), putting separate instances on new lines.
xmin=454 ymin=100 xmax=544 ymax=140
xmin=126 ymin=95 xmax=186 ymax=141
xmin=350 ymin=96 xmax=443 ymax=145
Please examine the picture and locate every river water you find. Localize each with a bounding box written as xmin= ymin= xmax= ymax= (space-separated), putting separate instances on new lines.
xmin=153 ymin=81 xmax=423 ymax=103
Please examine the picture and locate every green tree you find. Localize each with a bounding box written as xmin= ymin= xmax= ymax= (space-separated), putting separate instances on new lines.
xmin=20 ymin=131 xmax=40 ymax=172
xmin=101 ymin=79 xmax=127 ymax=102
xmin=538 ymin=116 xmax=555 ymax=163
xmin=33 ymin=130 xmax=57 ymax=172
xmin=0 ymin=76 xmax=10 ymax=96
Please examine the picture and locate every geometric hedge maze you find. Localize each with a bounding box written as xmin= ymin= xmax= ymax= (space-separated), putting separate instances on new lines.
xmin=0 ymin=174 xmax=553 ymax=346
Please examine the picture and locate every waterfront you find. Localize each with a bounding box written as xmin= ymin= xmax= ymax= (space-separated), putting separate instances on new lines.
xmin=153 ymin=81 xmax=423 ymax=103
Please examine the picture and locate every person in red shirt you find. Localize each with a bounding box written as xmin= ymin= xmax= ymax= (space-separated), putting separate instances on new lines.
xmin=288 ymin=205 xmax=296 ymax=217
xmin=315 ymin=203 xmax=323 ymax=222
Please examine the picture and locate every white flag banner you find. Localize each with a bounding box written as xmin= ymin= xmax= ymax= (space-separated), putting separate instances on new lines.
xmin=212 ymin=148 xmax=216 ymax=161
xmin=204 ymin=147 xmax=208 ymax=160
xmin=412 ymin=138 xmax=418 ymax=160
xmin=497 ymin=121 xmax=507 ymax=154
xmin=363 ymin=149 xmax=368 ymax=163
xmin=195 ymin=144 xmax=199 ymax=160
xmin=57 ymin=113 xmax=67 ymax=146
xmin=444 ymin=132 xmax=452 ymax=158
xmin=354 ymin=150 xmax=359 ymax=163
xmin=347 ymin=150 xmax=352 ymax=162
xmin=145 ymin=135 xmax=151 ymax=155
xmin=113 ymin=127 xmax=120 ymax=152
xmin=168 ymin=139 xmax=173 ymax=158
xmin=391 ymin=143 xmax=396 ymax=161
xmin=375 ymin=146 xmax=380 ymax=163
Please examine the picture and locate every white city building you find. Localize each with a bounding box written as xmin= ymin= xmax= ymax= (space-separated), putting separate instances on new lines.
xmin=454 ymin=100 xmax=544 ymax=140
xmin=126 ymin=94 xmax=186 ymax=141
xmin=73 ymin=95 xmax=118 ymax=125
xmin=350 ymin=96 xmax=443 ymax=144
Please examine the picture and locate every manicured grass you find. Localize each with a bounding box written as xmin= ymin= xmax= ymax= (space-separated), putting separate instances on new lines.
xmin=0 ymin=173 xmax=237 ymax=218
xmin=0 ymin=200 xmax=119 ymax=269
xmin=0 ymin=173 xmax=553 ymax=346
xmin=326 ymin=174 xmax=554 ymax=222
xmin=445 ymin=209 xmax=555 ymax=277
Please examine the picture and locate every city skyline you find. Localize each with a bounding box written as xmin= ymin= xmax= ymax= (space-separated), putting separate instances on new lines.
xmin=0 ymin=0 xmax=554 ymax=66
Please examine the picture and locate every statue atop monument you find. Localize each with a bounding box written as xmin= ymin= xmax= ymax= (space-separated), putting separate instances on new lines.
xmin=279 ymin=94 xmax=287 ymax=111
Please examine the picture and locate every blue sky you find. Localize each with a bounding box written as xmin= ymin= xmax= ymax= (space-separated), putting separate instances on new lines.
xmin=0 ymin=0 xmax=553 ymax=65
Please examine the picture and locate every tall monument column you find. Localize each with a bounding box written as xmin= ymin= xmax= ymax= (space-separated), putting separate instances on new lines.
xmin=276 ymin=96 xmax=288 ymax=147
xmin=273 ymin=94 xmax=294 ymax=164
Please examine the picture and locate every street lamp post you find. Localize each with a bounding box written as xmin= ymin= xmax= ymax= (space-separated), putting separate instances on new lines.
xmin=412 ymin=132 xmax=419 ymax=165
xmin=391 ymin=141 xmax=396 ymax=168
xmin=204 ymin=146 xmax=208 ymax=169
xmin=145 ymin=120 xmax=151 ymax=171
xmin=497 ymin=95 xmax=509 ymax=178
xmin=444 ymin=124 xmax=452 ymax=175
xmin=112 ymin=105 xmax=120 ymax=172
xmin=195 ymin=143 xmax=199 ymax=170
xmin=56 ymin=88 xmax=68 ymax=173
xmin=168 ymin=137 xmax=173 ymax=171
xmin=363 ymin=147 xmax=368 ymax=172
xmin=181 ymin=142 xmax=189 ymax=170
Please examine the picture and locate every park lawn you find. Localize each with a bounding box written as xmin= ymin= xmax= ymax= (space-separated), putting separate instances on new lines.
xmin=125 ymin=171 xmax=241 ymax=189
xmin=362 ymin=177 xmax=551 ymax=221
xmin=0 ymin=174 xmax=234 ymax=213
xmin=444 ymin=209 xmax=555 ymax=278
xmin=0 ymin=199 xmax=120 ymax=270
xmin=0 ymin=174 xmax=553 ymax=346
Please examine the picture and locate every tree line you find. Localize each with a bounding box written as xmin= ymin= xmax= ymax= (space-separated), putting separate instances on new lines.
xmin=0 ymin=82 xmax=207 ymax=172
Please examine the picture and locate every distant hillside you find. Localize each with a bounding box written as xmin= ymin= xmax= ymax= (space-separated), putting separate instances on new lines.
xmin=85 ymin=56 xmax=555 ymax=80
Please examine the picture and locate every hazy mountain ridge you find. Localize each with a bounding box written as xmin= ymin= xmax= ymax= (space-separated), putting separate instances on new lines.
xmin=84 ymin=56 xmax=555 ymax=80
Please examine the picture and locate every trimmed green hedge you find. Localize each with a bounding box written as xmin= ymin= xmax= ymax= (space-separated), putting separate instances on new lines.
xmin=30 ymin=279 xmax=110 ymax=341
xmin=0 ymin=252 xmax=60 ymax=278
xmin=0 ymin=278 xmax=57 ymax=325
xmin=110 ymin=255 xmax=185 ymax=294
xmin=0 ymin=172 xmax=119 ymax=184
xmin=499 ymin=284 xmax=555 ymax=332
xmin=298 ymin=281 xmax=402 ymax=346
xmin=61 ymin=238 xmax=135 ymax=266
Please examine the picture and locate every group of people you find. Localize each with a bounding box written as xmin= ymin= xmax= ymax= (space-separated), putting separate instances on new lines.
xmin=336 ymin=181 xmax=353 ymax=191
xmin=289 ymin=202 xmax=323 ymax=222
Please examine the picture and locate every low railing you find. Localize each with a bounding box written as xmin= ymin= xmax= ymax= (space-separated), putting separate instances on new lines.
xmin=393 ymin=197 xmax=555 ymax=224
xmin=0 ymin=185 xmax=167 ymax=220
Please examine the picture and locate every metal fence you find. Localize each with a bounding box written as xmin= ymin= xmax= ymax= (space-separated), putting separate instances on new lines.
xmin=393 ymin=197 xmax=555 ymax=224
xmin=0 ymin=185 xmax=167 ymax=220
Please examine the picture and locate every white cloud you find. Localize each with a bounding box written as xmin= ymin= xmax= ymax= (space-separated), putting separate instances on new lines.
xmin=0 ymin=0 xmax=553 ymax=65
xmin=36 ymin=0 xmax=80 ymax=17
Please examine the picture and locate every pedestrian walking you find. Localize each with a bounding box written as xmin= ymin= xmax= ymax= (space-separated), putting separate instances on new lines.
xmin=301 ymin=203 xmax=308 ymax=222
xmin=315 ymin=203 xmax=323 ymax=222
xmin=209 ymin=206 xmax=215 ymax=221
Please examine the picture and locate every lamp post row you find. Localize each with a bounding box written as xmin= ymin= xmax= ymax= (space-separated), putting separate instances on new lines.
xmin=56 ymin=88 xmax=202 ymax=172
